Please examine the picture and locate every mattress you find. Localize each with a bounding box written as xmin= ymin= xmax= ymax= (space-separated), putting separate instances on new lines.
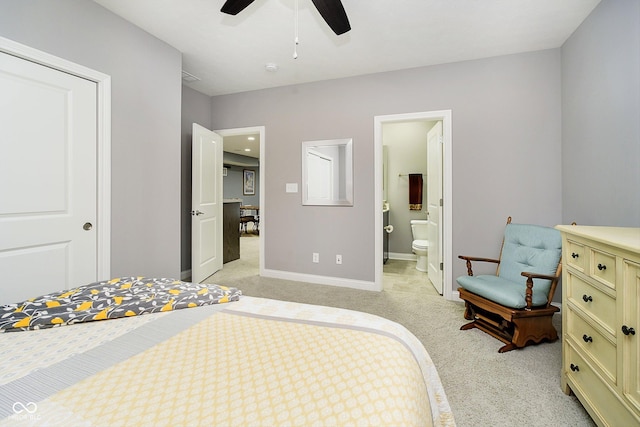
xmin=0 ymin=279 xmax=455 ymax=426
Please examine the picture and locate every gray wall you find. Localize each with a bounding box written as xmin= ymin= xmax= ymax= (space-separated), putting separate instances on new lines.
xmin=181 ymin=86 xmax=213 ymax=274
xmin=211 ymin=49 xmax=563 ymax=289
xmin=0 ymin=0 xmax=183 ymax=279
xmin=223 ymin=162 xmax=261 ymax=207
xmin=561 ymin=0 xmax=640 ymax=227
xmin=181 ymin=87 xmax=261 ymax=274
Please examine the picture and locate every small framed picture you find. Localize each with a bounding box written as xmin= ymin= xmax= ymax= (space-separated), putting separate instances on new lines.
xmin=243 ymin=169 xmax=255 ymax=195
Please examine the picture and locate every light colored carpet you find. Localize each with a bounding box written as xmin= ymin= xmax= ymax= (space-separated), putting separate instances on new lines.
xmin=204 ymin=234 xmax=595 ymax=427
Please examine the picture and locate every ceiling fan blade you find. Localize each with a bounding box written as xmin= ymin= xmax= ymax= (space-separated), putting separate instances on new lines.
xmin=310 ymin=0 xmax=351 ymax=35
xmin=220 ymin=0 xmax=256 ymax=15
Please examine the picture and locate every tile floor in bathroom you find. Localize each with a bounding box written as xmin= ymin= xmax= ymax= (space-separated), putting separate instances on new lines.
xmin=383 ymin=258 xmax=440 ymax=296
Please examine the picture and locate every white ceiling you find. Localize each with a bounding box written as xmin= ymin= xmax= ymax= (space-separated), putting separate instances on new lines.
xmin=94 ymin=0 xmax=600 ymax=98
xmin=92 ymin=0 xmax=600 ymax=157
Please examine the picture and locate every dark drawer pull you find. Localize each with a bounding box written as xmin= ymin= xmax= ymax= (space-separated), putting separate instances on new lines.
xmin=597 ymin=263 xmax=606 ymax=271
xmin=571 ymin=252 xmax=579 ymax=259
xmin=582 ymin=294 xmax=593 ymax=303
xmin=582 ymin=334 xmax=593 ymax=343
xmin=622 ymin=325 xmax=636 ymax=336
xmin=570 ymin=363 xmax=580 ymax=372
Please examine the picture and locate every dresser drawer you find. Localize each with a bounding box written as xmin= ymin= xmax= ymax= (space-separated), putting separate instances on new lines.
xmin=565 ymin=342 xmax=639 ymax=427
xmin=567 ymin=273 xmax=616 ymax=334
xmin=566 ymin=239 xmax=586 ymax=272
xmin=566 ymin=308 xmax=616 ymax=383
xmin=590 ymin=247 xmax=617 ymax=289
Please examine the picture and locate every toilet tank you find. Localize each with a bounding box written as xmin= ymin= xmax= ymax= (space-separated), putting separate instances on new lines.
xmin=411 ymin=220 xmax=429 ymax=240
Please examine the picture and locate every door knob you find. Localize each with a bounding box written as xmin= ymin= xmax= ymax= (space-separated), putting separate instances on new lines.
xmin=190 ymin=210 xmax=205 ymax=216
xmin=83 ymin=222 xmax=93 ymax=231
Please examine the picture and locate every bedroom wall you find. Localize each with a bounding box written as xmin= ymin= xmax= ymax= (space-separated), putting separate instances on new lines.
xmin=561 ymin=0 xmax=640 ymax=227
xmin=210 ymin=49 xmax=563 ymax=293
xmin=181 ymin=86 xmax=214 ymax=275
xmin=0 ymin=0 xmax=183 ymax=279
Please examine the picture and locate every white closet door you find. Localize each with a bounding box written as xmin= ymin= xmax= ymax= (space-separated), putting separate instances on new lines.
xmin=0 ymin=51 xmax=97 ymax=304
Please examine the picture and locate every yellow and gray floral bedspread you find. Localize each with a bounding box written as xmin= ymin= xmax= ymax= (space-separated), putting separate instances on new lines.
xmin=0 ymin=295 xmax=455 ymax=426
xmin=0 ymin=277 xmax=241 ymax=332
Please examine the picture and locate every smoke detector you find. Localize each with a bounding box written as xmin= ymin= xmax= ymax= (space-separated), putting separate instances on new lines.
xmin=265 ymin=63 xmax=279 ymax=72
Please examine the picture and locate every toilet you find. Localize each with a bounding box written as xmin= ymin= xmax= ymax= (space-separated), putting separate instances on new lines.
xmin=411 ymin=220 xmax=429 ymax=272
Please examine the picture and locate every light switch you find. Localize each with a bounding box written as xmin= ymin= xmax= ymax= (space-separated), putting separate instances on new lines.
xmin=286 ymin=183 xmax=298 ymax=193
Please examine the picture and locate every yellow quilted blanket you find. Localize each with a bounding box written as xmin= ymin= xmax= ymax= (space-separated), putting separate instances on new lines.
xmin=0 ymin=296 xmax=455 ymax=426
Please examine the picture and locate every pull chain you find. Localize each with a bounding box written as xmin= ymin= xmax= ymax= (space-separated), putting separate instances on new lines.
xmin=293 ymin=0 xmax=299 ymax=59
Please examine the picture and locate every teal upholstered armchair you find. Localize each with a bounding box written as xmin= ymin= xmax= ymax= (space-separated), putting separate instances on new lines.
xmin=457 ymin=217 xmax=562 ymax=353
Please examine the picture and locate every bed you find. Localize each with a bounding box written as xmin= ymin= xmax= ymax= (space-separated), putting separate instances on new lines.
xmin=0 ymin=277 xmax=455 ymax=426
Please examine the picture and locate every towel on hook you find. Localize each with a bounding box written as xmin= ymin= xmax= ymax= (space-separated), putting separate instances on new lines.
xmin=409 ymin=173 xmax=423 ymax=211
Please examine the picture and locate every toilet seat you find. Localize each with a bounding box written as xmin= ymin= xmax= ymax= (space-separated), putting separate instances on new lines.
xmin=412 ymin=239 xmax=429 ymax=250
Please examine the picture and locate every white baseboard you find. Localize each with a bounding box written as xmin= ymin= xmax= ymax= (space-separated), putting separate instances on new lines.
xmin=388 ymin=252 xmax=416 ymax=261
xmin=262 ymin=269 xmax=381 ymax=292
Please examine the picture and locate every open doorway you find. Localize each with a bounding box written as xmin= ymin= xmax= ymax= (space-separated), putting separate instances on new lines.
xmin=215 ymin=126 xmax=266 ymax=278
xmin=374 ymin=111 xmax=453 ymax=299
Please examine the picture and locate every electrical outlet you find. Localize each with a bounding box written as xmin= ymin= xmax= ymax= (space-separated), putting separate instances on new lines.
xmin=313 ymin=252 xmax=319 ymax=263
xmin=336 ymin=254 xmax=342 ymax=264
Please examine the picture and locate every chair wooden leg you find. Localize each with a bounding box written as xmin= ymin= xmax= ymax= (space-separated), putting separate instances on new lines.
xmin=460 ymin=321 xmax=477 ymax=331
xmin=498 ymin=343 xmax=517 ymax=353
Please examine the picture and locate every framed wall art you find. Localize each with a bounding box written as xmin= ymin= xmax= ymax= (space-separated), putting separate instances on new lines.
xmin=243 ymin=169 xmax=255 ymax=195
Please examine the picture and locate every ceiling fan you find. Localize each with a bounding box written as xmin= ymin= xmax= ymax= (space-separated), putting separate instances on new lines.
xmin=220 ymin=0 xmax=351 ymax=35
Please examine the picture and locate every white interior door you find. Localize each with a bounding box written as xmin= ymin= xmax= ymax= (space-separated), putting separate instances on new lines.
xmin=0 ymin=51 xmax=97 ymax=304
xmin=427 ymin=121 xmax=443 ymax=294
xmin=191 ymin=123 xmax=223 ymax=283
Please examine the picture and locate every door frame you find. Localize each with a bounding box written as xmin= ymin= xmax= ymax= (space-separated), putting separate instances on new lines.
xmin=0 ymin=36 xmax=111 ymax=280
xmin=214 ymin=126 xmax=266 ymax=275
xmin=374 ymin=110 xmax=452 ymax=299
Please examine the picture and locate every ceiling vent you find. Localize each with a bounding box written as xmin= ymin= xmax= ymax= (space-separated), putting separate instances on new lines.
xmin=181 ymin=70 xmax=201 ymax=83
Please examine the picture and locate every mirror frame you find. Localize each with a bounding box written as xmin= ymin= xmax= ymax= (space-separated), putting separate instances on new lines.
xmin=302 ymin=138 xmax=353 ymax=206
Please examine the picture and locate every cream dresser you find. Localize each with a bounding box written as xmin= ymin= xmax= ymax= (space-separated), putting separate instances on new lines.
xmin=556 ymin=225 xmax=640 ymax=426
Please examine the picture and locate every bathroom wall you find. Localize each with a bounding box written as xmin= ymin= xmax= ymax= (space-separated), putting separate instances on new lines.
xmin=383 ymin=121 xmax=431 ymax=258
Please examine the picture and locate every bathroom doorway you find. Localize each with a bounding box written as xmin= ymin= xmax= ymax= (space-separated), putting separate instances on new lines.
xmin=374 ymin=111 xmax=452 ymax=299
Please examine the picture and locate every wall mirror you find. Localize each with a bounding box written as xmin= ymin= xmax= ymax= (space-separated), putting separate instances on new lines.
xmin=302 ymin=138 xmax=353 ymax=206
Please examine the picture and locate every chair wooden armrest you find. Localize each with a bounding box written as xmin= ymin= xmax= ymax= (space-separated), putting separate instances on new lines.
xmin=458 ymin=255 xmax=500 ymax=276
xmin=521 ymin=271 xmax=560 ymax=310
